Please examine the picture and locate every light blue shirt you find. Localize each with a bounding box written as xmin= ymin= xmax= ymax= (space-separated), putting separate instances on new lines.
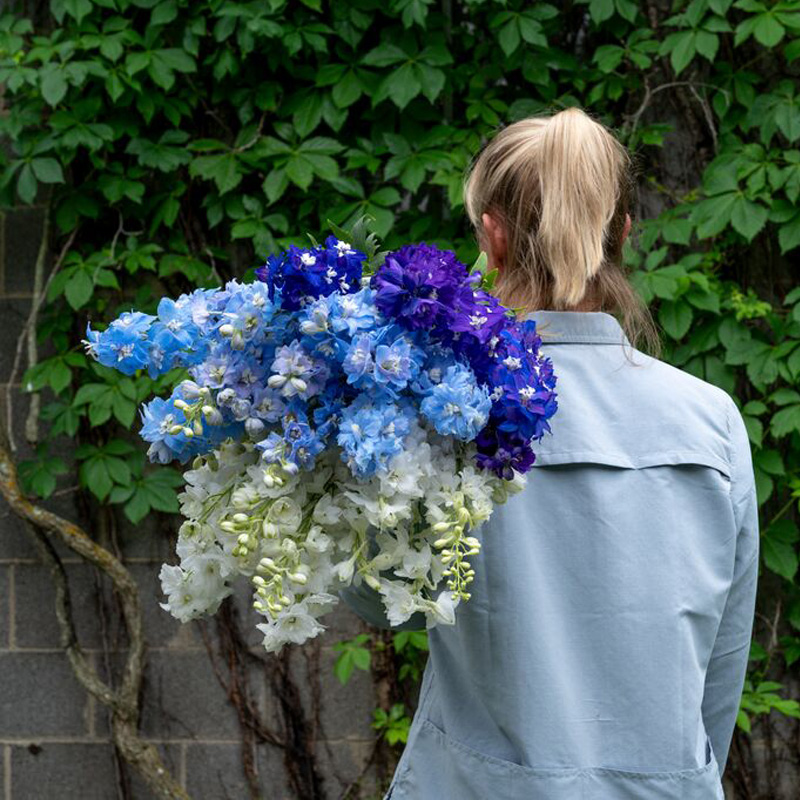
xmin=339 ymin=310 xmax=759 ymax=800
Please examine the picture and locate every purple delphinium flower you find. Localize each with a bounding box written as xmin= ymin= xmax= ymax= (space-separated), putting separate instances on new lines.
xmin=370 ymin=243 xmax=470 ymax=332
xmin=474 ymin=425 xmax=536 ymax=479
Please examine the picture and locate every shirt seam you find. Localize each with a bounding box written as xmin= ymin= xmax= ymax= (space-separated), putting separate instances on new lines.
xmin=538 ymin=336 xmax=631 ymax=345
xmin=533 ymin=449 xmax=731 ymax=475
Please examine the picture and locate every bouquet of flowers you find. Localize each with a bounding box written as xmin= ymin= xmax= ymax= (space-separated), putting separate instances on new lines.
xmin=85 ymin=220 xmax=558 ymax=652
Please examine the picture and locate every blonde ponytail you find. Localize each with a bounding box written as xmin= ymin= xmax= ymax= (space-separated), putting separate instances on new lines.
xmin=463 ymin=107 xmax=661 ymax=358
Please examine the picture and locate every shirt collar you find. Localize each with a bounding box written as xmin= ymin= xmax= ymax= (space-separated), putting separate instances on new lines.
xmin=520 ymin=310 xmax=631 ymax=346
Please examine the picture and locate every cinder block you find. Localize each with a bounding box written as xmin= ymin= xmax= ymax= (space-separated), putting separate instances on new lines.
xmin=185 ymin=743 xmax=288 ymax=799
xmin=0 ymin=507 xmax=38 ymax=560
xmin=139 ymin=650 xmax=243 ymax=740
xmin=0 ymin=652 xmax=89 ymax=736
xmin=3 ymin=206 xmax=47 ymax=297
xmin=11 ymin=743 xmax=116 ymax=799
xmin=319 ymin=599 xmax=369 ymax=641
xmin=314 ymin=738 xmax=381 ymax=799
xmin=277 ymin=642 xmax=378 ymax=742
xmin=116 ymin=511 xmax=178 ymax=563
xmin=14 ymin=562 xmax=107 ymax=650
xmin=0 ymin=565 xmax=8 ymax=647
xmin=0 ymin=297 xmax=33 ymax=380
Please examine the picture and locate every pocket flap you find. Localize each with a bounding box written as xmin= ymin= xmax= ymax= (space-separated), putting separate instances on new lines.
xmin=533 ymin=448 xmax=731 ymax=478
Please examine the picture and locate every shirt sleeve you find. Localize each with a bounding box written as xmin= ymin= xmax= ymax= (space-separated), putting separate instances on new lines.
xmin=701 ymin=396 xmax=760 ymax=775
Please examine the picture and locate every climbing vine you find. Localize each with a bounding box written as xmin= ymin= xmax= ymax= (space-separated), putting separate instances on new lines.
xmin=2 ymin=0 xmax=800 ymax=795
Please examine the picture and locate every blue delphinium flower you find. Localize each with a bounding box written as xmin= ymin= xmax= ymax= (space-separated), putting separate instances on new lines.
xmin=269 ymin=341 xmax=328 ymax=399
xmin=337 ymin=394 xmax=411 ymax=478
xmin=374 ymin=336 xmax=418 ymax=391
xmin=343 ymin=334 xmax=374 ymax=385
xmin=255 ymin=239 xmax=366 ymax=310
xmin=329 ymin=287 xmax=381 ymax=337
xmin=85 ymin=311 xmax=155 ymax=375
xmin=421 ymin=363 xmax=492 ymax=441
xmin=89 ymin=233 xmax=557 ymax=481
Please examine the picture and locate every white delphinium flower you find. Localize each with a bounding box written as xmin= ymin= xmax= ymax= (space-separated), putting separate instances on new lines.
xmin=312 ymin=494 xmax=342 ymax=527
xmin=396 ymin=543 xmax=433 ymax=581
xmin=370 ymin=527 xmax=412 ymax=571
xmin=305 ymin=524 xmax=333 ymax=554
xmin=378 ymin=578 xmax=423 ymax=627
xmin=256 ymin=601 xmax=326 ymax=652
xmin=379 ymin=445 xmax=432 ymax=501
xmin=425 ymin=588 xmax=458 ymax=626
xmin=263 ymin=496 xmax=303 ymax=537
xmin=159 ymin=561 xmax=230 ymax=622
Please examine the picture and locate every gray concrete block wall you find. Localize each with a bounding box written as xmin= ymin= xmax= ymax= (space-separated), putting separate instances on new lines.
xmin=0 ymin=205 xmax=385 ymax=799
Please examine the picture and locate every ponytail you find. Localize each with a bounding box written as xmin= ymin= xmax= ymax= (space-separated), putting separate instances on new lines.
xmin=538 ymin=108 xmax=625 ymax=307
xmin=463 ymin=107 xmax=661 ymax=358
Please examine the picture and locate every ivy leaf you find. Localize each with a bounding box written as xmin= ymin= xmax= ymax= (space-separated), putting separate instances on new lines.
xmin=31 ymin=158 xmax=65 ymax=184
xmin=753 ymin=13 xmax=785 ymax=48
xmin=779 ymin=213 xmax=800 ymax=253
xmin=17 ymin=163 xmax=37 ymax=204
xmin=589 ymin=0 xmax=615 ymax=24
xmin=190 ymin=153 xmax=242 ymax=194
xmin=18 ymin=450 xmax=68 ymax=499
xmin=374 ymin=62 xmax=421 ymax=110
xmin=730 ymin=198 xmax=769 ymax=241
xmin=331 ymin=69 xmax=362 ymax=108
xmin=771 ymin=403 xmax=800 ymax=438
xmin=659 ymin=300 xmax=693 ymax=340
xmin=762 ymin=520 xmax=799 ymax=581
xmin=41 ymin=69 xmax=68 ymax=106
xmin=64 ymin=0 xmax=93 ymax=23
xmin=64 ymin=270 xmax=94 ymax=310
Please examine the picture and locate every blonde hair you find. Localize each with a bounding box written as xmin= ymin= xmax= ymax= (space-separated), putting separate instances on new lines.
xmin=463 ymin=107 xmax=661 ymax=358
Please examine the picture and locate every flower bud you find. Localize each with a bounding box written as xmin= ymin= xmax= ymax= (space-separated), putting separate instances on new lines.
xmin=245 ymin=417 xmax=265 ymax=438
xmin=193 ymin=419 xmax=204 ymax=436
xmin=364 ymin=574 xmax=381 ymax=591
xmin=219 ymin=323 xmax=234 ymax=337
xmin=433 ymin=538 xmax=451 ymax=549
xmin=173 ymin=398 xmax=190 ymax=410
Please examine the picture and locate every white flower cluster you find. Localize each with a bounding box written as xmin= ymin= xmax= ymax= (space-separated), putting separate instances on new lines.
xmin=159 ymin=422 xmax=524 ymax=653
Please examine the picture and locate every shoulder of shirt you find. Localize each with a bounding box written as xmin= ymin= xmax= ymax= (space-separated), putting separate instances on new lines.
xmin=625 ymin=345 xmax=742 ymax=464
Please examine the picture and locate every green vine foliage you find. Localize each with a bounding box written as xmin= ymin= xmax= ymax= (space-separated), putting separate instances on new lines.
xmin=2 ymin=0 xmax=800 ymax=750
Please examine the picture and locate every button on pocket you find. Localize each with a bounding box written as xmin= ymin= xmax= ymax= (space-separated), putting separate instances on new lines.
xmin=389 ymin=718 xmax=724 ymax=800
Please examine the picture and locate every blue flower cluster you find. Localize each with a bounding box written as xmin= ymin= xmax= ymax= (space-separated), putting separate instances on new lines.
xmin=86 ymin=235 xmax=557 ymax=479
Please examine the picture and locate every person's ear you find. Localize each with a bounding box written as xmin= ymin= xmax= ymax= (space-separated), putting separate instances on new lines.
xmin=481 ymin=212 xmax=507 ymax=273
xmin=621 ymin=212 xmax=632 ymax=244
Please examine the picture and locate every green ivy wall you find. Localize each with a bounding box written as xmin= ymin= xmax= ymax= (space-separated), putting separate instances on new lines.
xmin=0 ymin=0 xmax=799 ymax=797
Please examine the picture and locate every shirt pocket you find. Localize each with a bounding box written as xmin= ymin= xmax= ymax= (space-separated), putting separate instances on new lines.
xmin=386 ymin=717 xmax=724 ymax=800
